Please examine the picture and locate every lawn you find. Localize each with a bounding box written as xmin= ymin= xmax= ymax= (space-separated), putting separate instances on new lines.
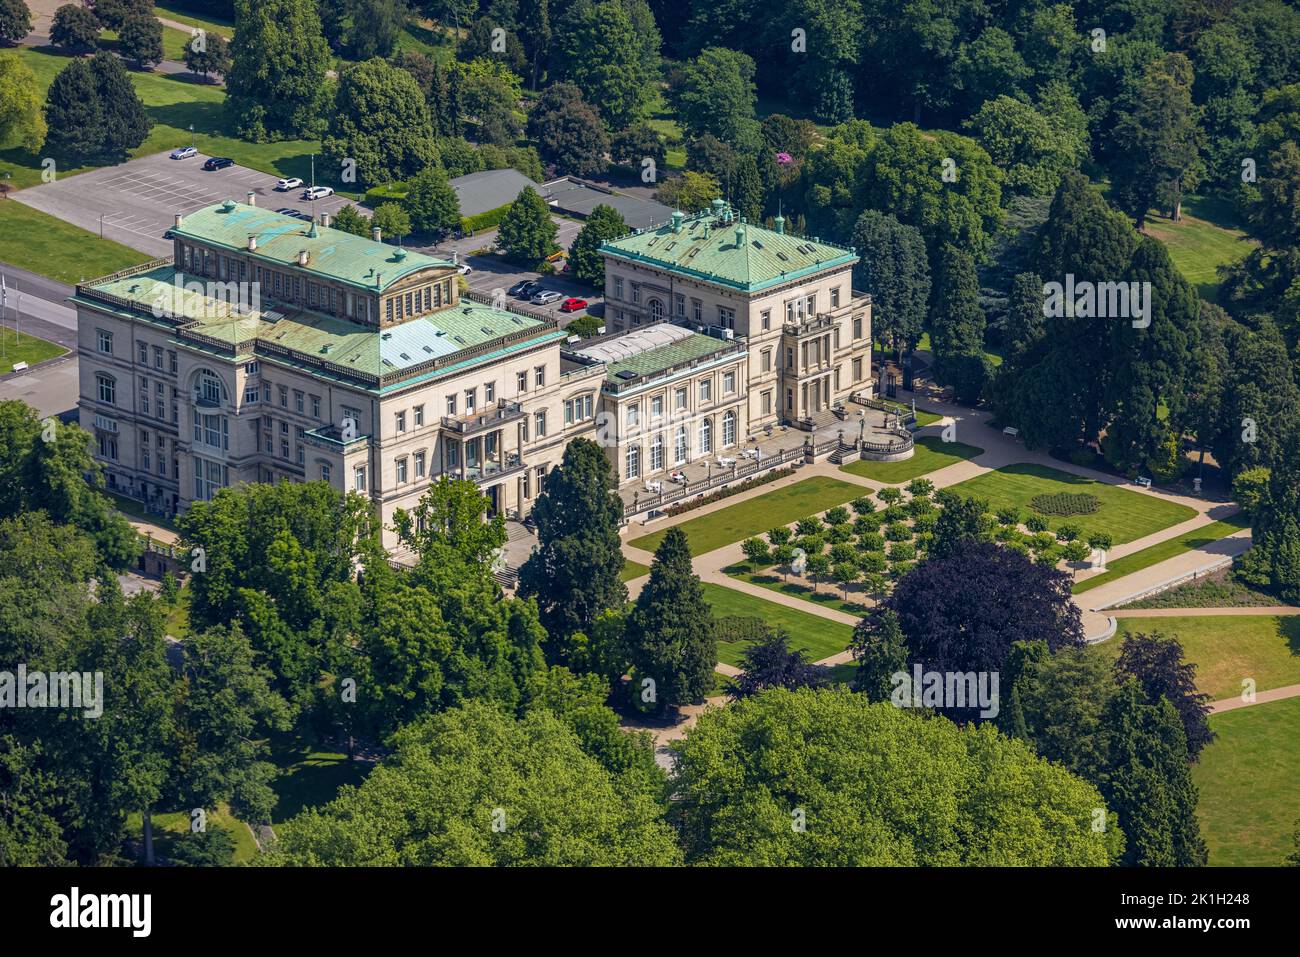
xmin=628 ymin=476 xmax=862 ymax=557
xmin=725 ymin=564 xmax=872 ymax=616
xmin=1074 ymin=514 xmax=1251 ymax=595
xmin=1192 ymin=695 xmax=1300 ymax=866
xmin=946 ymin=463 xmax=1196 ymax=546
xmin=0 ymin=202 xmax=150 ymax=285
xmin=100 ymin=25 xmax=197 ymax=64
xmin=701 ymin=582 xmax=854 ymax=666
xmin=1144 ymin=195 xmax=1255 ymax=303
xmin=1 ymin=48 xmax=335 ymax=192
xmin=1100 ymin=615 xmax=1300 ymax=702
xmin=268 ymin=733 xmax=372 ymax=825
xmin=125 ymin=804 xmax=259 ymax=864
xmin=107 ymin=489 xmax=181 ymax=531
xmin=0 ymin=327 xmax=67 ymax=369
xmin=842 ymin=435 xmax=984 ymax=483
xmin=155 ymin=2 xmax=235 ymax=38
xmin=619 ymin=559 xmax=650 ymax=582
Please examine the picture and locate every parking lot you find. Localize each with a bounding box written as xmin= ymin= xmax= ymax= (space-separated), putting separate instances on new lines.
xmin=12 ymin=150 xmax=357 ymax=258
xmin=423 ymin=216 xmax=601 ymax=328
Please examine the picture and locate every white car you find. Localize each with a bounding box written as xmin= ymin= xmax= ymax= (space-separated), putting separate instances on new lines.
xmin=530 ymin=290 xmax=562 ymax=305
xmin=457 ymin=263 xmax=473 ymax=276
xmin=302 ymin=186 xmax=334 ymax=200
xmin=275 ymin=177 xmax=303 ymax=191
xmin=170 ymin=146 xmax=197 ymax=160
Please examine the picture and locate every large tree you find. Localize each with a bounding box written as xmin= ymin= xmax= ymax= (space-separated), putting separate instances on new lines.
xmin=1239 ymin=449 xmax=1300 ymax=602
xmin=518 ymin=438 xmax=627 ymax=658
xmin=624 ymin=527 xmax=716 ymax=710
xmin=929 ymin=242 xmax=989 ymax=403
xmin=672 ymin=46 xmax=759 ymax=150
xmin=0 ymin=0 xmax=33 ymax=45
xmin=268 ymin=702 xmax=681 ymax=865
xmin=88 ymin=50 xmax=151 ymax=159
xmin=49 ymin=4 xmax=100 ymax=54
xmin=849 ymin=210 xmax=929 ymax=353
xmin=526 ymin=81 xmax=609 ymax=177
xmin=550 ymin=0 xmax=658 ymax=129
xmin=117 ymin=13 xmax=163 ymax=69
xmin=323 ymin=57 xmax=437 ymax=187
xmin=226 ymin=0 xmax=330 ymax=141
xmin=1114 ymin=631 xmax=1215 ymax=761
xmin=671 ymin=688 xmax=1121 ymax=866
xmin=567 ymin=204 xmax=627 ymax=285
xmin=183 ymin=28 xmax=230 ymax=81
xmin=0 ymin=53 xmax=46 ymax=153
xmin=402 ymin=164 xmax=461 ymax=237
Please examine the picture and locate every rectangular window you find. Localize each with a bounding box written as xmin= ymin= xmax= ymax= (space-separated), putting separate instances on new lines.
xmin=484 ymin=382 xmax=495 ymax=403
xmin=413 ymin=404 xmax=423 ymax=427
xmin=692 ymin=300 xmax=702 ymax=323
xmin=517 ymin=371 xmax=528 ymax=393
xmin=446 ymin=394 xmax=457 ymax=416
xmin=699 ymin=379 xmax=712 ymax=403
xmin=723 ymin=371 xmax=736 ymax=393
xmin=414 ymin=450 xmax=425 ymax=478
xmin=626 ymin=404 xmax=639 ymax=428
xmin=137 ymin=342 xmax=148 ymax=363
xmin=762 ymin=348 xmax=772 ymax=372
xmin=852 ymin=357 xmax=863 ymax=381
xmin=153 ymin=346 xmax=163 ymax=369
xmin=465 ymin=389 xmax=476 ymax=415
xmin=354 ymin=466 xmax=366 ymax=492
xmin=311 ymin=395 xmax=321 ymax=418
xmin=396 ymin=411 xmax=407 ymax=434
xmin=614 ymin=277 xmax=624 ymax=299
xmin=651 ymin=395 xmax=662 ymax=418
xmin=534 ymin=366 xmax=545 ymax=387
xmin=831 ymin=287 xmax=841 ymax=308
xmin=97 ymin=329 xmax=113 ymax=354
xmin=169 ymin=351 xmax=178 ymax=374
xmin=279 ymin=386 xmax=288 ymax=408
xmin=321 ymin=464 xmax=331 ymax=482
xmin=534 ymin=410 xmax=546 ymax=438
xmin=245 ymin=385 xmax=259 ymax=404
xmin=762 ymin=390 xmax=772 ymax=415
xmin=853 ymin=316 xmax=863 ymax=339
xmin=294 ymin=391 xmax=304 ymax=413
xmin=675 ymin=388 xmax=687 ymax=411
xmin=396 ymin=457 xmax=407 ymax=483
xmin=761 ymin=309 xmax=771 ymax=331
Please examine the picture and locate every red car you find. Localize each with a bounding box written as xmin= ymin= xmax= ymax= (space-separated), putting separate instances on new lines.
xmin=560 ymin=297 xmax=588 ymax=313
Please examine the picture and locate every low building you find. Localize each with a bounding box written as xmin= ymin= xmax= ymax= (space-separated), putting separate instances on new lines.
xmin=541 ymin=177 xmax=672 ymax=230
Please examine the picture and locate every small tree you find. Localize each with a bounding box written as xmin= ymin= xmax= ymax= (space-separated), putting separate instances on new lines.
xmin=404 ymin=165 xmax=461 ymax=237
xmin=1062 ymin=540 xmax=1091 ymax=573
xmin=833 ymin=562 xmax=860 ymax=599
xmin=332 ymin=203 xmax=371 ymax=236
xmin=741 ymin=537 xmax=770 ymax=571
xmin=50 ymin=4 xmax=100 ymax=54
xmin=118 ymin=14 xmax=163 ymax=69
xmin=184 ymin=31 xmax=231 ymax=82
xmin=497 ymin=186 xmax=558 ymax=264
xmin=877 ymin=487 xmax=902 ymax=505
xmin=568 ymin=204 xmax=627 ymax=285
xmin=806 ymin=553 xmax=831 ymax=592
xmin=771 ymin=543 xmax=795 ymax=580
xmin=0 ymin=0 xmax=33 ymax=46
xmin=372 ymin=203 xmax=411 ymax=244
xmin=767 ymin=526 xmax=792 ymax=547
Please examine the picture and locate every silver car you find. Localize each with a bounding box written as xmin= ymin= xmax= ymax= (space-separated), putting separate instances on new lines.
xmin=530 ymin=290 xmax=562 ymax=305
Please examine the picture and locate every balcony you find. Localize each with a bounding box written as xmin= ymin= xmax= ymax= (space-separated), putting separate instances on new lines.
xmin=463 ymin=450 xmax=525 ymax=484
xmin=440 ymin=399 xmax=526 ymax=436
xmin=303 ymin=425 xmax=371 ymax=454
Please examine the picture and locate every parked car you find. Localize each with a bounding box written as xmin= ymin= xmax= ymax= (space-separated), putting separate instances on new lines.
xmin=456 ymin=263 xmax=472 ymax=276
xmin=510 ymin=280 xmax=541 ymax=298
xmin=302 ymin=186 xmax=334 ymax=200
xmin=202 ymin=156 xmax=234 ymax=170
xmin=530 ymin=290 xmax=563 ymax=305
xmin=170 ymin=146 xmax=197 ymax=160
xmin=559 ymin=297 xmax=588 ymax=313
xmin=275 ymin=177 xmax=303 ymax=191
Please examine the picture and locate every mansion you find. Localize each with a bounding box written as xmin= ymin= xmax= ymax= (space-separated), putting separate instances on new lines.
xmin=75 ymin=197 xmax=872 ymax=554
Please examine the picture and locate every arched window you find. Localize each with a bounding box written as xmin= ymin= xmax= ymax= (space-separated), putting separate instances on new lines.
xmin=194 ymin=368 xmax=226 ymax=406
xmin=95 ymin=373 xmax=116 ymax=405
xmin=700 ymin=417 xmax=712 ymax=454
xmin=626 ymin=444 xmax=641 ymax=480
xmin=722 ymin=410 xmax=736 ymax=447
xmin=649 ymin=298 xmax=664 ymax=323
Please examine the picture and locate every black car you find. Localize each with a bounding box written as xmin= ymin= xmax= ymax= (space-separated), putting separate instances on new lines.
xmin=203 ymin=157 xmax=235 ymax=171
xmin=510 ymin=280 xmax=540 ymax=298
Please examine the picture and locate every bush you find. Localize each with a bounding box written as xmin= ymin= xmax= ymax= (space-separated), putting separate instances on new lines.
xmin=887 ymin=541 xmax=917 ymax=562
xmin=795 ymin=517 xmax=824 ymax=537
xmin=460 ymin=203 xmax=512 ymax=234
xmin=1025 ymin=515 xmax=1049 ymax=533
xmin=996 ymin=526 xmax=1025 ymax=544
xmin=884 ymin=521 xmax=912 ymax=542
xmin=824 ymin=506 xmax=850 ymax=526
xmin=715 ymin=615 xmax=771 ymax=644
xmin=906 ymin=496 xmax=935 ymax=517
xmin=364 ymin=182 xmax=409 ymax=206
xmin=853 ymin=514 xmax=883 ymax=535
xmin=857 ymin=532 xmax=885 ymax=552
xmin=888 ymin=560 xmax=915 ymax=580
xmin=858 ymin=551 xmax=887 ymax=574
xmin=996 ymin=506 xmax=1020 ymax=525
xmin=882 ymin=505 xmax=908 ymax=523
xmin=877 ymin=487 xmax=903 ymax=505
xmin=829 ymin=543 xmax=857 ymax=565
xmin=767 ymin=526 xmax=792 ymax=547
xmin=911 ymin=513 xmax=937 ymax=534
xmin=1068 ymin=446 xmax=1098 ymax=468
xmin=827 ymin=523 xmax=853 ymax=544
xmin=1030 ymin=492 xmax=1100 ymax=516
xmin=851 ymin=497 xmax=876 ymax=515
xmin=1055 ymin=523 xmax=1082 ymax=542
xmin=1030 ymin=532 xmax=1057 ymax=552
xmin=906 ymin=478 xmax=934 ymax=498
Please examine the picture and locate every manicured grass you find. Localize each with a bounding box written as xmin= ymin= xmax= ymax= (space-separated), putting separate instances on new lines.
xmin=268 ymin=734 xmax=372 ymax=824
xmin=107 ymin=489 xmax=181 ymax=532
xmin=628 ymin=476 xmax=862 ymax=557
xmin=725 ymin=564 xmax=872 ymax=616
xmin=1144 ymin=195 xmax=1254 ymax=302
xmin=0 ymin=327 xmax=67 ymax=369
xmin=1100 ymin=615 xmax=1300 ymax=702
xmin=946 ymin=463 xmax=1196 ymax=546
xmin=0 ymin=202 xmax=150 ymax=284
xmin=619 ymin=559 xmax=650 ymax=582
xmin=1 ymin=48 xmax=335 ymax=192
xmin=702 ymin=581 xmax=854 ymax=666
xmin=1074 ymin=514 xmax=1251 ymax=595
xmin=1193 ymin=695 xmax=1300 ymax=866
xmin=155 ymin=3 xmax=236 ymax=38
xmin=842 ymin=435 xmax=984 ymax=483
xmin=913 ymin=330 xmax=1003 ymax=368
xmin=100 ymin=26 xmax=197 ymax=64
xmin=125 ymin=804 xmax=259 ymax=863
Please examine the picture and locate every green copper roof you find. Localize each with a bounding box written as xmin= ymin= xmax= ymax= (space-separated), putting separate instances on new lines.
xmin=170 ymin=201 xmax=455 ymax=292
xmin=75 ymin=265 xmax=556 ymax=390
xmin=599 ymin=201 xmax=857 ymax=292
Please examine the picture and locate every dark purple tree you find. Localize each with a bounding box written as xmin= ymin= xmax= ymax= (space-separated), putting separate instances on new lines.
xmin=730 ymin=629 xmax=828 ymax=698
xmin=881 ymin=541 xmax=1084 ymax=677
xmin=1114 ymin=631 xmax=1215 ymax=761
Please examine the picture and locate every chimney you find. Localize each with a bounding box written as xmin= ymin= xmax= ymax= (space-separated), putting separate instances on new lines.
xmin=248 ymin=235 xmax=257 ymax=251
xmin=320 ymin=213 xmax=331 ymax=227
xmin=298 ymin=249 xmax=309 ymax=266
xmin=174 ymin=213 xmax=183 ymax=228
xmin=246 ymin=191 xmax=256 ymax=207
xmin=735 ymin=225 xmax=744 ymax=246
xmin=671 ymin=210 xmax=684 ymax=232
xmin=774 ymin=213 xmax=785 ymax=235
xmin=372 ymin=226 xmax=382 ymax=243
